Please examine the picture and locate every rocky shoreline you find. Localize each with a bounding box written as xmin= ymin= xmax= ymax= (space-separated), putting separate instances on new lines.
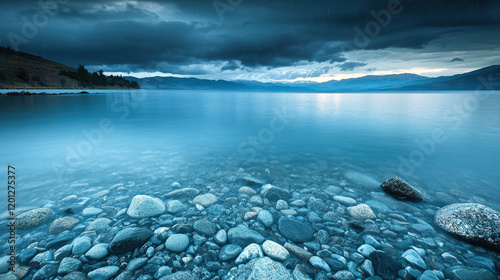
xmin=1 ymin=175 xmax=499 ymax=280
xmin=2 ymin=91 xmax=97 ymax=96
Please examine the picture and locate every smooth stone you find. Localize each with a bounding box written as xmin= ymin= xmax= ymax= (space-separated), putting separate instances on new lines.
xmin=192 ymin=193 xmax=218 ymax=207
xmin=85 ymin=218 xmax=112 ymax=232
xmin=165 ymin=234 xmax=190 ymax=252
xmin=357 ymin=244 xmax=376 ymax=258
xmin=46 ymin=232 xmax=75 ymax=249
xmin=264 ymin=186 xmax=291 ymax=202
xmin=58 ymin=257 xmax=82 ymax=275
xmin=220 ymin=244 xmax=243 ymax=261
xmin=109 ymin=227 xmax=153 ymax=254
xmin=381 ymin=177 xmax=423 ymax=202
xmin=214 ymin=229 xmax=228 ymax=245
xmin=82 ymin=207 xmax=103 ymax=216
xmin=125 ymin=257 xmax=148 ymax=271
xmin=402 ymin=249 xmax=427 ymax=270
xmin=323 ymin=185 xmax=343 ymax=196
xmin=85 ymin=243 xmax=109 ymax=260
xmin=262 ymin=240 xmax=290 ymax=262
xmin=434 ymin=203 xmax=500 ymax=250
xmin=87 ymin=266 xmax=120 ymax=280
xmin=16 ymin=208 xmax=55 ymax=230
xmin=257 ymin=210 xmax=274 ymax=227
xmin=309 ymin=256 xmax=331 ymax=272
xmin=332 ymin=270 xmax=355 ymax=280
xmin=193 ymin=219 xmax=217 ymax=237
xmin=72 ymin=236 xmax=92 ymax=255
xmin=242 ymin=176 xmax=265 ymax=186
xmin=18 ymin=248 xmax=37 ymax=263
xmin=235 ymin=243 xmax=264 ymax=264
xmin=333 ymin=195 xmax=357 ymax=206
xmin=61 ymin=272 xmax=87 ymax=280
xmin=49 ymin=217 xmax=79 ymax=234
xmin=228 ymin=226 xmax=265 ymax=247
xmin=368 ymin=250 xmax=402 ymax=280
xmin=164 ymin=188 xmax=200 ymax=199
xmin=33 ymin=264 xmax=58 ymax=280
xmin=238 ymin=186 xmax=257 ymax=195
xmin=278 ymin=217 xmax=314 ymax=243
xmin=166 ymin=200 xmax=187 ymax=214
xmin=54 ymin=245 xmax=73 ymax=261
xmin=443 ymin=265 xmax=496 ymax=280
xmin=227 ymin=257 xmax=292 ymax=280
xmin=127 ymin=195 xmax=166 ymax=218
xmin=284 ymin=243 xmax=313 ymax=262
xmin=347 ymin=204 xmax=376 ymax=219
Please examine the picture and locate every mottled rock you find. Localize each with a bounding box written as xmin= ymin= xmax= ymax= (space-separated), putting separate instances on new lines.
xmin=166 ymin=200 xmax=187 ymax=214
xmin=435 ymin=203 xmax=500 ymax=250
xmin=235 ymin=243 xmax=264 ymax=264
xmin=278 ymin=217 xmax=314 ymax=243
xmin=380 ymin=177 xmax=423 ymax=202
xmin=192 ymin=193 xmax=217 ymax=207
xmin=193 ymin=219 xmax=217 ymax=237
xmin=49 ymin=216 xmax=79 ymax=234
xmin=127 ymin=195 xmax=166 ymax=218
xmin=264 ymin=186 xmax=291 ymax=202
xmin=109 ymin=227 xmax=153 ymax=254
xmin=164 ymin=188 xmax=200 ymax=199
xmin=16 ymin=208 xmax=55 ymax=230
xmin=87 ymin=266 xmax=120 ymax=280
xmin=332 ymin=270 xmax=355 ymax=280
xmin=257 ymin=210 xmax=274 ymax=227
xmin=347 ymin=204 xmax=376 ymax=219
xmin=33 ymin=264 xmax=58 ymax=280
xmin=72 ymin=236 xmax=92 ymax=255
xmin=227 ymin=257 xmax=293 ymax=280
xmin=220 ymin=244 xmax=243 ymax=261
xmin=333 ymin=196 xmax=357 ymax=206
xmin=159 ymin=271 xmax=198 ymax=280
xmin=262 ymin=240 xmax=290 ymax=262
xmin=58 ymin=257 xmax=82 ymax=275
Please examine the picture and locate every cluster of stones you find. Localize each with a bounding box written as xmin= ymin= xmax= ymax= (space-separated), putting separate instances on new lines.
xmin=0 ymin=174 xmax=498 ymax=280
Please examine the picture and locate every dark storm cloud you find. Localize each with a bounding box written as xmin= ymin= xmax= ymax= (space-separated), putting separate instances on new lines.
xmin=451 ymin=57 xmax=464 ymax=62
xmin=337 ymin=62 xmax=367 ymax=72
xmin=1 ymin=0 xmax=499 ymax=75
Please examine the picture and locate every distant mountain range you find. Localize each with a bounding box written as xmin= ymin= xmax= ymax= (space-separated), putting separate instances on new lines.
xmin=1 ymin=46 xmax=499 ymax=91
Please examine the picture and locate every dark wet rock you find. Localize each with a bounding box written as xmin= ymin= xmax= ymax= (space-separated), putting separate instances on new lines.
xmin=46 ymin=232 xmax=75 ymax=249
xmin=380 ymin=177 xmax=423 ymax=202
xmin=443 ymin=265 xmax=496 ymax=280
xmin=264 ymin=186 xmax=291 ymax=202
xmin=278 ymin=217 xmax=314 ymax=243
xmin=368 ymin=251 xmax=402 ymax=280
xmin=226 ymin=257 xmax=293 ymax=280
xmin=87 ymin=266 xmax=120 ymax=280
xmin=109 ymin=227 xmax=153 ymax=254
xmin=49 ymin=216 xmax=79 ymax=234
xmin=284 ymin=243 xmax=313 ymax=262
xmin=193 ymin=219 xmax=217 ymax=237
xmin=242 ymin=176 xmax=265 ymax=186
xmin=173 ymin=224 xmax=193 ymax=234
xmin=164 ymin=188 xmax=200 ymax=199
xmin=33 ymin=264 xmax=58 ymax=280
xmin=16 ymin=208 xmax=56 ymax=230
xmin=18 ymin=248 xmax=37 ymax=264
xmin=434 ymin=203 xmax=500 ymax=250
xmin=220 ymin=244 xmax=242 ymax=261
xmin=62 ymin=271 xmax=87 ymax=280
xmin=159 ymin=271 xmax=198 ymax=280
xmin=228 ymin=226 xmax=265 ymax=247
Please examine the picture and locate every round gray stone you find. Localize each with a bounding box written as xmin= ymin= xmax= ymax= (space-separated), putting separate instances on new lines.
xmin=165 ymin=234 xmax=190 ymax=252
xmin=127 ymin=195 xmax=166 ymax=218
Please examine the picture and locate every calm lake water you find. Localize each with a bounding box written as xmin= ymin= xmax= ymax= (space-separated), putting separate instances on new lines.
xmin=1 ymin=90 xmax=499 ymax=210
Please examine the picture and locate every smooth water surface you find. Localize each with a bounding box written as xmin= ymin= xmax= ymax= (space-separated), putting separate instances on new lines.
xmin=1 ymin=90 xmax=499 ymax=209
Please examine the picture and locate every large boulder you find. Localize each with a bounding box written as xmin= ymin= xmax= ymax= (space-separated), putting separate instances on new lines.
xmin=127 ymin=195 xmax=166 ymax=218
xmin=435 ymin=203 xmax=500 ymax=250
xmin=380 ymin=177 xmax=423 ymax=202
xmin=226 ymin=257 xmax=293 ymax=280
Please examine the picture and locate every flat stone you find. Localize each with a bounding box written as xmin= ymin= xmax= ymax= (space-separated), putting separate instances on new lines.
xmin=166 ymin=200 xmax=187 ymax=214
xmin=58 ymin=257 xmax=82 ymax=275
xmin=72 ymin=236 xmax=92 ymax=255
xmin=238 ymin=186 xmax=257 ymax=195
xmin=466 ymin=256 xmax=495 ymax=272
xmin=402 ymin=249 xmax=427 ymax=270
xmin=257 ymin=210 xmax=274 ymax=227
xmin=262 ymin=240 xmax=290 ymax=262
xmin=193 ymin=219 xmax=217 ymax=237
xmin=125 ymin=257 xmax=148 ymax=271
xmin=380 ymin=177 xmax=423 ymax=202
xmin=61 ymin=272 xmax=87 ymax=280
xmin=444 ymin=265 xmax=496 ymax=280
xmin=347 ymin=204 xmax=376 ymax=219
xmin=165 ymin=234 xmax=190 ymax=252
xmin=227 ymin=257 xmax=292 ymax=280
xmin=164 ymin=188 xmax=200 ymax=199
xmin=16 ymin=208 xmax=55 ymax=230
xmin=85 ymin=243 xmax=109 ymax=260
xmin=87 ymin=266 xmax=120 ymax=280
xmin=192 ymin=193 xmax=218 ymax=207
xmin=235 ymin=243 xmax=264 ymax=264
xmin=278 ymin=217 xmax=314 ymax=243
xmin=263 ymin=186 xmax=290 ymax=202
xmin=284 ymin=243 xmax=313 ymax=262
xmin=85 ymin=217 xmax=112 ymax=232
xmin=127 ymin=195 xmax=166 ymax=218
xmin=33 ymin=264 xmax=58 ymax=280
xmin=220 ymin=244 xmax=243 ymax=261
xmin=333 ymin=195 xmax=357 ymax=206
xmin=109 ymin=227 xmax=153 ymax=254
xmin=49 ymin=217 xmax=79 ymax=234
xmin=435 ymin=203 xmax=500 ymax=250
xmin=242 ymin=176 xmax=265 ymax=186
xmin=228 ymin=226 xmax=265 ymax=247
xmin=82 ymin=207 xmax=103 ymax=216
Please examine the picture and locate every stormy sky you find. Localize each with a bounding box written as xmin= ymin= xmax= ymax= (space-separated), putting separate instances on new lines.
xmin=1 ymin=0 xmax=500 ymax=82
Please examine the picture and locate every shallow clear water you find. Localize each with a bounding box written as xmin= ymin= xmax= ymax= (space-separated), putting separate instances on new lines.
xmin=1 ymin=90 xmax=499 ymax=210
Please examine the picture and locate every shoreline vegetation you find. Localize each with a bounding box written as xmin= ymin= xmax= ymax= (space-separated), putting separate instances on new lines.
xmin=1 ymin=90 xmax=99 ymax=96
